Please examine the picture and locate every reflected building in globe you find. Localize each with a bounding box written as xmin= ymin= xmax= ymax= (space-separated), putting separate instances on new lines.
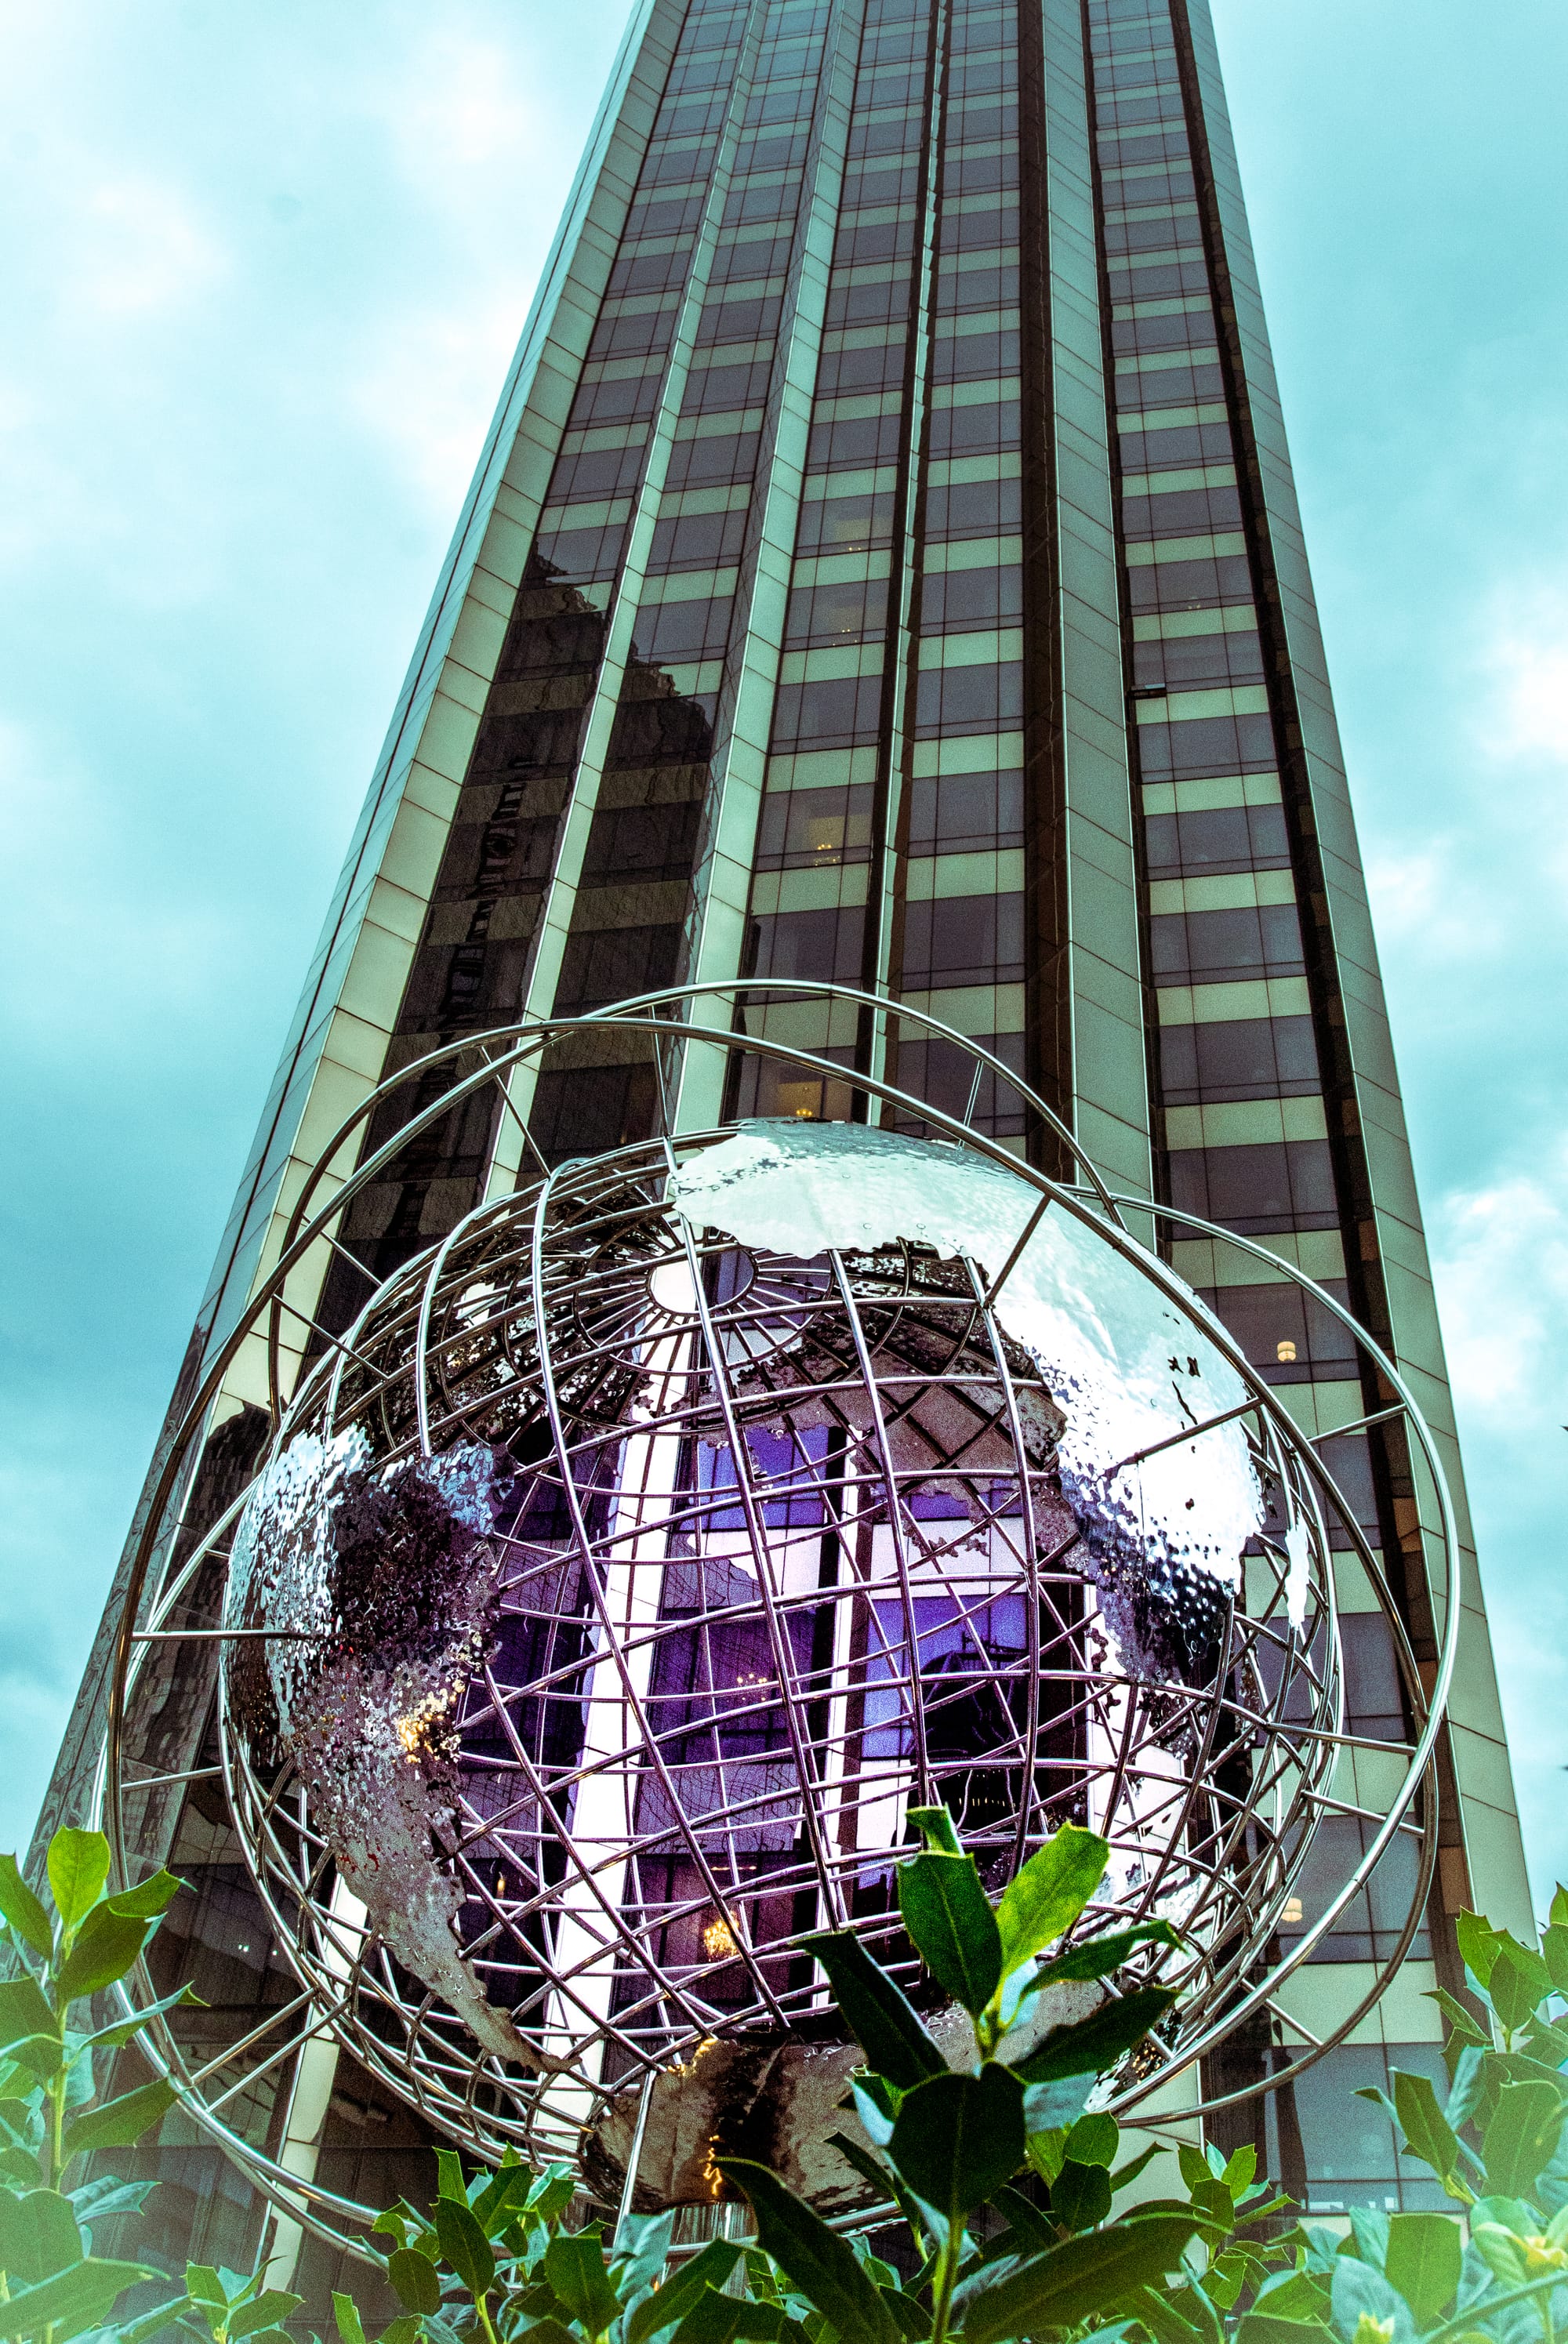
xmin=38 ymin=0 xmax=1528 ymax=2283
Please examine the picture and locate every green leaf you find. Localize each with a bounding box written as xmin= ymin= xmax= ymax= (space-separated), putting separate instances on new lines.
xmin=1252 ymin=2271 xmax=1333 ymax=2323
xmin=469 ymin=2161 xmax=535 ymax=2239
xmin=1546 ymin=1922 xmax=1568 ymax=1999
xmin=1029 ymin=1922 xmax=1182 ymax=1991
xmin=0 ymin=1976 xmax=59 ymax=2059
xmin=1454 ymin=1911 xmax=1502 ymax=1989
xmin=907 ymin=1808 xmax=964 ymax=1856
xmin=63 ymin=2077 xmax=175 ymax=2158
xmin=1109 ymin=2145 xmax=1162 ymax=2197
xmin=56 ymin=1908 xmax=151 ymax=2005
xmin=0 ymin=2255 xmax=155 ymax=2339
xmin=230 ymin=2294 xmax=304 ymax=2339
xmin=1386 ymin=2069 xmax=1465 ymax=2193
xmin=954 ymin=2214 xmax=1202 ymax=2343
xmin=1065 ymin=2112 xmax=1120 ymax=2168
xmin=666 ymin=2284 xmax=747 ymax=2344
xmin=1011 ymin=1988 xmax=1178 ymax=2083
xmin=183 ymin=2265 xmax=228 ymax=2307
xmin=991 ymin=2184 xmax=1056 ymax=2255
xmin=1482 ymin=2079 xmax=1566 ymax=2197
xmin=898 ymin=1855 xmax=1002 ymax=2016
xmin=105 ymin=1872 xmax=183 ymax=1921
xmin=827 ymin=2129 xmax=937 ymax=2254
xmin=1489 ymin=1939 xmax=1555 ymax=2034
xmin=387 ymin=2250 xmax=442 ymax=2315
xmin=1424 ymin=1989 xmax=1490 ymax=2052
xmin=800 ymin=1932 xmax=944 ymax=2090
xmin=1236 ymin=2317 xmax=1336 ymax=2344
xmin=1128 ymin=2284 xmax=1207 ymax=2344
xmin=69 ymin=2173 xmax=158 ymax=2225
xmin=1469 ymin=2222 xmax=1529 ymax=2288
xmin=1051 ymin=2160 xmax=1113 ymax=2233
xmin=104 ymin=2292 xmax=201 ymax=2344
xmin=46 ymin=1832 xmax=111 ymax=1936
xmin=1328 ymin=2257 xmax=1412 ymax=2344
xmin=0 ymin=1858 xmax=52 ymax=1958
xmin=0 ymin=2187 xmax=84 ymax=2284
xmin=849 ymin=2073 xmax=898 ymax=2146
xmin=377 ymin=2320 xmax=424 ymax=2344
xmin=3 ymin=2035 xmax=65 ymax=2085
xmin=543 ymin=2230 xmax=620 ymax=2336
xmin=434 ymin=2150 xmax=466 ymax=2204
xmin=1023 ymin=2073 xmax=1095 ymax=2134
xmin=715 ymin=2160 xmax=899 ymax=2344
xmin=432 ymin=2197 xmax=494 ymax=2298
xmin=888 ymin=2065 xmax=1027 ymax=2224
xmin=524 ymin=2163 xmax=577 ymax=2224
xmin=1382 ymin=2212 xmax=1461 ymax=2328
xmin=80 ymin=1981 xmax=202 ymax=2053
xmin=615 ymin=2208 xmax=675 ymax=2302
xmin=995 ymin=1827 xmax=1110 ymax=1979
xmin=626 ymin=2238 xmax=742 ymax=2344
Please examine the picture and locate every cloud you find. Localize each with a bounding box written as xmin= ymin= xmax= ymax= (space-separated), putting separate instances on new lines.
xmin=1428 ymin=1148 xmax=1568 ymax=1910
xmin=1433 ymin=1152 xmax=1568 ymax=1435
xmin=63 ymin=175 xmax=228 ymax=320
xmin=0 ymin=2 xmax=633 ymax=1860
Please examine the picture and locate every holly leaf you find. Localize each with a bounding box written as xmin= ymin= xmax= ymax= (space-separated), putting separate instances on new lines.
xmin=1385 ymin=2070 xmax=1466 ymax=2196
xmin=1455 ymin=1912 xmax=1502 ymax=1990
xmin=0 ymin=2188 xmax=83 ymax=2284
xmin=63 ymin=2077 xmax=175 ymax=2158
xmin=432 ymin=2197 xmax=494 ymax=2297
xmin=0 ymin=2255 xmax=155 ymax=2339
xmin=230 ymin=2293 xmax=303 ymax=2338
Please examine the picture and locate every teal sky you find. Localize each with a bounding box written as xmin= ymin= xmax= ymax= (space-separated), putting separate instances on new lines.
xmin=2 ymin=2 xmax=1564 ymax=1907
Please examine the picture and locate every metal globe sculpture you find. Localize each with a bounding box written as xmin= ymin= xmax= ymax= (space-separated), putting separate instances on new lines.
xmin=100 ymin=985 xmax=1453 ymax=2242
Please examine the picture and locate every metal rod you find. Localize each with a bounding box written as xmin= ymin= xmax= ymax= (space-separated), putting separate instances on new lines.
xmin=129 ymin=1628 xmax=323 ymax=1643
xmin=982 ymin=1193 xmax=1049 ymax=1308
xmin=613 ymin=2067 xmax=657 ymax=2248
xmin=1102 ymin=1395 xmax=1261 ymax=1478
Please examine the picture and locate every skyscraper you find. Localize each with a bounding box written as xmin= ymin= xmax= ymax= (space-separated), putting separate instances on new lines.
xmin=38 ymin=0 xmax=1530 ymax=2280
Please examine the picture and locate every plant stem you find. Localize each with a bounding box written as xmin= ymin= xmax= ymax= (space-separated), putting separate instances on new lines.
xmin=928 ymin=2226 xmax=961 ymax=2344
xmin=474 ymin=2290 xmax=500 ymax=2344
xmin=1429 ymin=2270 xmax=1568 ymax=2342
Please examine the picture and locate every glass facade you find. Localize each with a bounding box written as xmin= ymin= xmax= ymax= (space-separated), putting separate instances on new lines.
xmin=36 ymin=0 xmax=1530 ymax=2267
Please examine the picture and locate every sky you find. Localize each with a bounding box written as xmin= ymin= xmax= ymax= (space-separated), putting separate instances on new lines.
xmin=0 ymin=0 xmax=1564 ymax=1907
